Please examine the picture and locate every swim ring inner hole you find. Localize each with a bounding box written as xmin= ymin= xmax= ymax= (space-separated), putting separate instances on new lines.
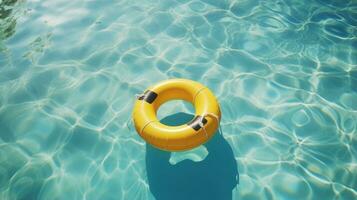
xmin=156 ymin=100 xmax=195 ymax=126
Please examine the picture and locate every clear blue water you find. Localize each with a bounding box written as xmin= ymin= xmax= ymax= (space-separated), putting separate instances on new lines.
xmin=0 ymin=0 xmax=357 ymax=199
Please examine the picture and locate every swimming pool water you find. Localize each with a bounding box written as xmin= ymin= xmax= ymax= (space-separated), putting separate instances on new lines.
xmin=0 ymin=0 xmax=356 ymax=199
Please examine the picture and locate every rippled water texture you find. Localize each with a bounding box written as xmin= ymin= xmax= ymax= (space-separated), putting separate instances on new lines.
xmin=1 ymin=0 xmax=357 ymax=199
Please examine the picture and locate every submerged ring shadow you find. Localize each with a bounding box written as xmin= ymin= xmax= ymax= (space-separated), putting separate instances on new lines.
xmin=145 ymin=112 xmax=239 ymax=200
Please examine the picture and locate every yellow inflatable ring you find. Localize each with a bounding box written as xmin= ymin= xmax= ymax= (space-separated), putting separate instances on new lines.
xmin=132 ymin=79 xmax=221 ymax=151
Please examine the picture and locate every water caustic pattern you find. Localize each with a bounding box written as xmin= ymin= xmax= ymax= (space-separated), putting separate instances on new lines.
xmin=0 ymin=0 xmax=356 ymax=199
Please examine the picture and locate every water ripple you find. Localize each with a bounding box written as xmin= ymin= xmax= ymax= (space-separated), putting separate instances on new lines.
xmin=0 ymin=0 xmax=356 ymax=199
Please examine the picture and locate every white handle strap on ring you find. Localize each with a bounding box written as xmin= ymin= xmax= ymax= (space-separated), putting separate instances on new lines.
xmin=198 ymin=119 xmax=208 ymax=138
xmin=126 ymin=93 xmax=146 ymax=130
xmin=198 ymin=112 xmax=221 ymax=138
xmin=135 ymin=93 xmax=145 ymax=99
xmin=126 ymin=118 xmax=133 ymax=130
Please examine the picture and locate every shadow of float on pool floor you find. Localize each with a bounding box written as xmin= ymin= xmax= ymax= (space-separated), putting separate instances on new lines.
xmin=145 ymin=112 xmax=239 ymax=200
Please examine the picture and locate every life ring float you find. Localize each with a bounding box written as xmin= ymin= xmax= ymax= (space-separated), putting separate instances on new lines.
xmin=132 ymin=79 xmax=221 ymax=151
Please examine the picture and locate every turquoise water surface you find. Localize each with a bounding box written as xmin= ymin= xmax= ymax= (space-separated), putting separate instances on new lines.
xmin=1 ymin=0 xmax=357 ymax=199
